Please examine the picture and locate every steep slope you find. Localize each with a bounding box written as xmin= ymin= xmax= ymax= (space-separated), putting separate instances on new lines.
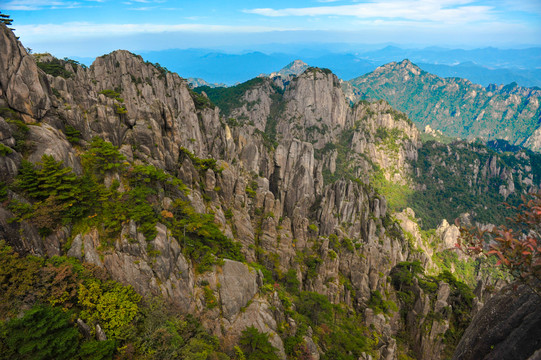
xmin=2 ymin=23 xmax=537 ymax=359
xmin=410 ymin=140 xmax=541 ymax=229
xmin=345 ymin=60 xmax=541 ymax=150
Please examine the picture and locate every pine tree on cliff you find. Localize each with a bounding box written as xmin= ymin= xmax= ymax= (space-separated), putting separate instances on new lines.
xmin=0 ymin=12 xmax=13 ymax=26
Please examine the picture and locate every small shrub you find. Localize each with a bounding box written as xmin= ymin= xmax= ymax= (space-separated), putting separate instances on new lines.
xmin=64 ymin=125 xmax=81 ymax=144
xmin=0 ymin=143 xmax=13 ymax=156
xmin=239 ymin=326 xmax=280 ymax=360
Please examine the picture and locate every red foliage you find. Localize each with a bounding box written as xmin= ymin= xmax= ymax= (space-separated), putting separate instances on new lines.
xmin=456 ymin=192 xmax=541 ymax=288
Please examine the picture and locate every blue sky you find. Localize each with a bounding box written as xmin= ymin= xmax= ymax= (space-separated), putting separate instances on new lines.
xmin=2 ymin=0 xmax=541 ymax=58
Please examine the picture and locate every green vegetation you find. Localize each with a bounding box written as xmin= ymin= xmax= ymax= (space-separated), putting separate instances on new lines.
xmin=78 ymin=280 xmax=141 ymax=337
xmin=305 ymin=67 xmax=333 ymax=76
xmin=37 ymin=58 xmax=74 ymax=78
xmin=7 ymin=137 xmax=240 ymax=271
xmin=179 ymin=147 xmax=221 ymax=173
xmin=0 ymin=143 xmax=13 ymax=156
xmin=262 ymin=86 xmax=286 ymax=149
xmin=145 ymin=61 xmax=170 ymax=79
xmin=367 ymin=290 xmax=398 ymax=315
xmin=98 ymin=89 xmax=123 ymax=102
xmin=288 ymin=291 xmax=378 ymax=360
xmin=194 ymin=78 xmax=265 ymax=117
xmin=245 ymin=180 xmax=258 ymax=199
xmin=0 ymin=242 xmax=229 ymax=359
xmin=165 ymin=199 xmax=243 ymax=273
xmin=370 ymin=166 xmax=411 ymax=213
xmin=82 ymin=137 xmax=127 ymax=176
xmin=238 ymin=326 xmax=280 ymax=360
xmin=9 ymin=155 xmax=96 ymax=236
xmin=350 ymin=64 xmax=541 ymax=145
xmin=4 ymin=116 xmax=30 ymax=154
xmin=64 ymin=125 xmax=82 ymax=144
xmin=409 ymin=141 xmax=539 ymax=229
xmin=375 ymin=127 xmax=407 ymax=153
xmin=432 ymin=250 xmax=478 ymax=287
xmin=457 ymin=192 xmax=541 ymax=290
xmin=189 ymin=89 xmax=214 ymax=110
xmin=98 ymin=89 xmax=127 ymax=117
xmin=320 ymin=127 xmax=355 ymax=185
xmin=0 ymin=305 xmax=80 ymax=360
xmin=0 ymin=11 xmax=13 ymax=27
xmin=390 ymin=261 xmax=475 ymax=355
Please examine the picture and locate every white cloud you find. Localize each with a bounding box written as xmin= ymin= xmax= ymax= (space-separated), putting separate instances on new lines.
xmin=3 ymin=0 xmax=84 ymax=10
xmin=129 ymin=6 xmax=156 ymax=11
xmin=490 ymin=0 xmax=541 ymax=15
xmin=244 ymin=0 xmax=495 ymax=24
xmin=15 ymin=22 xmax=298 ymax=39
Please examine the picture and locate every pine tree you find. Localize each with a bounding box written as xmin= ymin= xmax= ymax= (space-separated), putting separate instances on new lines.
xmin=1 ymin=305 xmax=79 ymax=360
xmin=16 ymin=160 xmax=40 ymax=198
xmin=0 ymin=12 xmax=13 ymax=27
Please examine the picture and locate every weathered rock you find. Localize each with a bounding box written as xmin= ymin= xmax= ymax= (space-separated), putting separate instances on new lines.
xmin=96 ymin=324 xmax=107 ymax=341
xmin=27 ymin=123 xmax=82 ymax=173
xmin=77 ymin=318 xmax=92 ymax=339
xmin=453 ymin=281 xmax=541 ymax=360
xmin=218 ymin=259 xmax=259 ymax=321
xmin=67 ymin=234 xmax=83 ymax=259
xmin=0 ymin=24 xmax=51 ymax=119
xmin=221 ymin=298 xmax=287 ymax=360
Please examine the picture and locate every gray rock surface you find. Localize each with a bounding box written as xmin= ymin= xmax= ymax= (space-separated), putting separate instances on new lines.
xmin=453 ymin=281 xmax=541 ymax=360
xmin=0 ymin=24 xmax=51 ymax=120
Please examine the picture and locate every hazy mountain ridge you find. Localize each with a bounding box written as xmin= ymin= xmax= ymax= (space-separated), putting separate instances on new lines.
xmin=138 ymin=46 xmax=541 ymax=87
xmin=1 ymin=23 xmax=540 ymax=360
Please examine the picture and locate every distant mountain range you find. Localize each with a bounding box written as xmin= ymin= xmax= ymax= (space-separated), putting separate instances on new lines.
xmin=132 ymin=46 xmax=541 ymax=87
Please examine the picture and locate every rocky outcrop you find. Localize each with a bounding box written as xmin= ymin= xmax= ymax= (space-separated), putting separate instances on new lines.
xmin=406 ymin=280 xmax=451 ymax=360
xmin=453 ymin=281 xmax=541 ymax=360
xmin=0 ymin=24 xmax=51 ymax=121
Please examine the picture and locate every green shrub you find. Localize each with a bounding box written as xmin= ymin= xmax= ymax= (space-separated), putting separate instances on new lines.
xmin=78 ymin=280 xmax=141 ymax=338
xmin=193 ymin=78 xmax=265 ymax=117
xmin=10 ymin=156 xmax=96 ymax=233
xmin=0 ymin=143 xmax=12 ymax=156
xmin=367 ymin=290 xmax=398 ymax=315
xmin=296 ymin=291 xmax=334 ymax=326
xmin=78 ymin=340 xmax=116 ymax=360
xmin=5 ymin=118 xmax=30 ymax=153
xmin=239 ymin=326 xmax=279 ymax=360
xmin=64 ymin=125 xmax=81 ymax=144
xmin=179 ymin=147 xmax=220 ymax=173
xmin=166 ymin=199 xmax=244 ymax=273
xmin=203 ymin=286 xmax=218 ymax=309
xmin=82 ymin=137 xmax=126 ymax=176
xmin=0 ymin=305 xmax=79 ymax=360
xmin=37 ymin=58 xmax=73 ymax=78
xmin=189 ymin=89 xmax=214 ymax=110
xmin=98 ymin=89 xmax=123 ymax=102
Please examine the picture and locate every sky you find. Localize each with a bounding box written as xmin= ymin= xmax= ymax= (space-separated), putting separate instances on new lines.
xmin=2 ymin=0 xmax=541 ymax=58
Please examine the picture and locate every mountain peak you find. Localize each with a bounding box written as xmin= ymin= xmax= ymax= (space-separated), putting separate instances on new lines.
xmin=397 ymin=59 xmax=421 ymax=72
xmin=271 ymin=59 xmax=309 ymax=78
